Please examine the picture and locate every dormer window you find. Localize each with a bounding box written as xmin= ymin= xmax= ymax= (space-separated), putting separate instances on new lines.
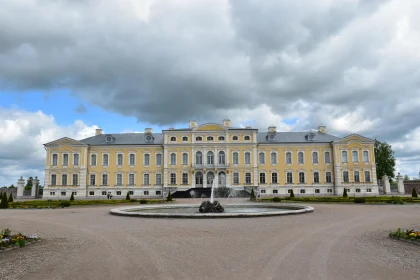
xmin=145 ymin=135 xmax=153 ymax=142
xmin=106 ymin=136 xmax=112 ymax=142
xmin=218 ymin=136 xmax=225 ymax=141
xmin=196 ymin=136 xmax=202 ymax=141
xmin=232 ymin=136 xmax=238 ymax=141
xmin=207 ymin=136 xmax=214 ymax=141
xmin=170 ymin=136 xmax=176 ymax=142
xmin=244 ymin=136 xmax=250 ymax=141
xmin=306 ymin=132 xmax=316 ymax=141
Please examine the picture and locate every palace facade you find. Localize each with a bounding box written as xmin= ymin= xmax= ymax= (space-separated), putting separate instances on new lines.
xmin=42 ymin=120 xmax=379 ymax=199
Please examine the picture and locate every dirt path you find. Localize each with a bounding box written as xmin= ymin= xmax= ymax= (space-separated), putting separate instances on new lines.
xmin=0 ymin=201 xmax=419 ymax=280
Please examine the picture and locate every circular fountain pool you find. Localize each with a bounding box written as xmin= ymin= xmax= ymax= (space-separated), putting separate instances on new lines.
xmin=110 ymin=203 xmax=314 ymax=218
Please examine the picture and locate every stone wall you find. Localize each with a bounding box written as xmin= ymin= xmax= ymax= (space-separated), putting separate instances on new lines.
xmin=403 ymin=180 xmax=420 ymax=194
xmin=0 ymin=188 xmax=17 ymax=198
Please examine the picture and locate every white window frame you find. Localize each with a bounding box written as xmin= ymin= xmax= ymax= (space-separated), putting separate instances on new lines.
xmin=207 ymin=151 xmax=214 ymax=165
xmin=218 ymin=136 xmax=225 ymax=141
xmin=342 ymin=151 xmax=348 ymax=163
xmin=170 ymin=173 xmax=176 ymax=185
xmin=364 ymin=170 xmax=371 ymax=182
xmin=182 ymin=136 xmax=188 ymax=142
xmin=61 ymin=174 xmax=68 ymax=186
xmin=286 ymin=172 xmax=293 ymax=184
xmin=170 ymin=153 xmax=176 ymax=165
xmin=233 ymin=172 xmax=239 ymax=184
xmin=354 ymin=171 xmax=360 ymax=182
xmin=144 ymin=153 xmax=150 ymax=166
xmin=324 ymin=151 xmax=331 ymax=164
xmin=156 ymin=153 xmax=162 ymax=166
xmin=232 ymin=135 xmax=239 ymax=141
xmin=195 ymin=136 xmax=203 ymax=141
xmin=72 ymin=173 xmax=78 ymax=186
xmin=116 ymin=173 xmax=123 ymax=186
xmin=245 ymin=172 xmax=252 ymax=184
xmin=51 ymin=174 xmax=57 ymax=186
xmin=207 ymin=136 xmax=214 ymax=141
xmin=245 ymin=152 xmax=251 ymax=164
xmin=128 ymin=173 xmax=135 ymax=186
xmin=244 ymin=135 xmax=251 ymax=141
xmin=298 ymin=172 xmax=305 ymax=184
xmin=182 ymin=173 xmax=188 ymax=185
xmin=182 ymin=153 xmax=189 ymax=165
xmin=270 ymin=152 xmax=277 ymax=165
xmin=195 ymin=151 xmax=203 ymax=165
xmin=232 ymin=152 xmax=239 ymax=165
xmin=52 ymin=153 xmax=58 ymax=166
xmin=170 ymin=136 xmax=176 ymax=142
xmin=259 ymin=172 xmax=266 ymax=184
xmin=363 ymin=150 xmax=369 ymax=163
xmin=129 ymin=153 xmax=136 ymax=166
xmin=102 ymin=173 xmax=108 ymax=186
xmin=73 ymin=153 xmax=80 ymax=166
xmin=343 ymin=171 xmax=349 ymax=182
xmin=326 ymin=171 xmax=332 ymax=183
xmin=313 ymin=172 xmax=320 ymax=183
xmin=298 ymin=151 xmax=304 ymax=164
xmin=155 ymin=173 xmax=162 ymax=185
xmin=102 ymin=153 xmax=109 ymax=166
xmin=117 ymin=153 xmax=124 ymax=166
xmin=143 ymin=173 xmax=150 ymax=185
xmin=89 ymin=174 xmax=96 ymax=186
xmin=352 ymin=150 xmax=359 ymax=163
xmin=312 ymin=152 xmax=319 ymax=164
xmin=218 ymin=151 xmax=225 ymax=165
xmin=62 ymin=153 xmax=69 ymax=166
xmin=286 ymin=151 xmax=292 ymax=165
xmin=272 ymin=172 xmax=278 ymax=184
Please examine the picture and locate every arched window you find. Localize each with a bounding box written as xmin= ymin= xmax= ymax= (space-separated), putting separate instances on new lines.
xmin=259 ymin=152 xmax=265 ymax=164
xmin=271 ymin=152 xmax=277 ymax=164
xmin=129 ymin=154 xmax=135 ymax=165
xmin=196 ymin=151 xmax=203 ymax=165
xmin=207 ymin=136 xmax=214 ymax=141
xmin=245 ymin=152 xmax=251 ymax=164
xmin=312 ymin=152 xmax=319 ymax=164
xmin=232 ymin=152 xmax=239 ymax=164
xmin=354 ymin=171 xmax=360 ymax=182
xmin=143 ymin=154 xmax=149 ymax=166
xmin=207 ymin=151 xmax=214 ymax=165
xmin=52 ymin=154 xmax=58 ymax=166
xmin=170 ymin=153 xmax=176 ymax=165
xmin=117 ymin=154 xmax=123 ymax=166
xmin=196 ymin=136 xmax=202 ymax=141
xmin=207 ymin=172 xmax=215 ymax=184
xmin=170 ymin=136 xmax=176 ymax=142
xmin=182 ymin=153 xmax=188 ymax=165
xmin=298 ymin=152 xmax=304 ymax=164
xmin=364 ymin=171 xmax=371 ymax=182
xmin=363 ymin=151 xmax=369 ymax=162
xmin=182 ymin=136 xmax=188 ymax=141
xmin=116 ymin=174 xmax=123 ymax=186
xmin=218 ymin=136 xmax=225 ymax=141
xmin=103 ymin=154 xmax=109 ymax=166
xmin=63 ymin=154 xmax=69 ymax=166
xmin=218 ymin=151 xmax=225 ymax=165
xmin=352 ymin=151 xmax=359 ymax=162
xmin=343 ymin=171 xmax=349 ymax=182
xmin=244 ymin=136 xmax=250 ymax=141
xmin=91 ymin=154 xmax=97 ymax=166
xmin=232 ymin=136 xmax=238 ymax=141
xmin=342 ymin=151 xmax=348 ymax=163
xmin=195 ymin=172 xmax=203 ymax=185
xmin=313 ymin=172 xmax=320 ymax=183
xmin=286 ymin=152 xmax=292 ymax=164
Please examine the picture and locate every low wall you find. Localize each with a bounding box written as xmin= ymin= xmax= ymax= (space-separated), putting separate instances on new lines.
xmin=404 ymin=180 xmax=420 ymax=194
xmin=0 ymin=188 xmax=17 ymax=198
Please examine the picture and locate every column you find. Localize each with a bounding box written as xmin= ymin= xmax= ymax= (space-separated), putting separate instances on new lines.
xmin=17 ymin=177 xmax=25 ymax=198
xmin=396 ymin=174 xmax=405 ymax=194
xmin=31 ymin=177 xmax=40 ymax=198
xmin=382 ymin=175 xmax=391 ymax=194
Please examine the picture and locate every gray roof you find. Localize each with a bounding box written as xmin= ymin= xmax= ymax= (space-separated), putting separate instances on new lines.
xmin=257 ymin=132 xmax=340 ymax=143
xmin=79 ymin=133 xmax=163 ymax=145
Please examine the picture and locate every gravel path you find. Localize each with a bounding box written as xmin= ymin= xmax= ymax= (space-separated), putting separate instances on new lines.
xmin=0 ymin=200 xmax=419 ymax=280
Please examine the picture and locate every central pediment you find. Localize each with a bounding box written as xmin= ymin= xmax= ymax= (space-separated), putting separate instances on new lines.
xmin=194 ymin=123 xmax=227 ymax=131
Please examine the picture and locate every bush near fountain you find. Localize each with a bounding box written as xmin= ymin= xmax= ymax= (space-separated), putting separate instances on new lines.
xmin=199 ymin=201 xmax=224 ymax=213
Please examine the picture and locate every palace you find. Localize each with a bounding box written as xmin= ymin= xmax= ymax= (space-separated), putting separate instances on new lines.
xmin=42 ymin=119 xmax=379 ymax=199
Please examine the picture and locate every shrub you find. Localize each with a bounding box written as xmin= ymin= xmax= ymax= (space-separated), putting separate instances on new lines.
xmin=412 ymin=188 xmax=418 ymax=198
xmin=272 ymin=197 xmax=281 ymax=202
xmin=59 ymin=201 xmax=71 ymax=207
xmin=290 ymin=189 xmax=295 ymax=198
xmin=0 ymin=193 xmax=9 ymax=209
xmin=69 ymin=193 xmax=75 ymax=201
xmin=343 ymin=188 xmax=348 ymax=198
xmin=354 ymin=197 xmax=366 ymax=204
xmin=8 ymin=193 xmax=13 ymax=203
xmin=250 ymin=188 xmax=256 ymax=201
xmin=130 ymin=199 xmax=137 ymax=202
xmin=126 ymin=192 xmax=131 ymax=200
xmin=167 ymin=191 xmax=173 ymax=202
xmin=139 ymin=199 xmax=148 ymax=204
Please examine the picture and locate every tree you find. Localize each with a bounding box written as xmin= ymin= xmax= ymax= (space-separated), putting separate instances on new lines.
xmin=374 ymin=140 xmax=396 ymax=181
xmin=250 ymin=188 xmax=256 ymax=201
xmin=0 ymin=193 xmax=9 ymax=209
xmin=126 ymin=192 xmax=131 ymax=200
xmin=166 ymin=191 xmax=172 ymax=202
xmin=8 ymin=184 xmax=15 ymax=188
xmin=69 ymin=192 xmax=75 ymax=201
xmin=412 ymin=188 xmax=418 ymax=198
xmin=290 ymin=189 xmax=295 ymax=198
xmin=8 ymin=193 xmax=13 ymax=203
xmin=343 ymin=188 xmax=348 ymax=198
xmin=404 ymin=175 xmax=410 ymax=181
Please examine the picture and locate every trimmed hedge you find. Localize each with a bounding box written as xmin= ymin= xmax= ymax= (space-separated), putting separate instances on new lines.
xmin=354 ymin=197 xmax=366 ymax=203
xmin=272 ymin=197 xmax=281 ymax=202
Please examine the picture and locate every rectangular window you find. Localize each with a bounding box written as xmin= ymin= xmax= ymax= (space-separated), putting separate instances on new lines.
xmin=342 ymin=151 xmax=348 ymax=163
xmin=300 ymin=189 xmax=305 ymax=194
xmin=259 ymin=173 xmax=266 ymax=184
xmin=63 ymin=154 xmax=69 ymax=166
xmin=73 ymin=154 xmax=79 ymax=166
xmin=91 ymin=154 xmax=97 ymax=166
xmin=89 ymin=191 xmax=94 ymax=196
xmin=315 ymin=189 xmax=320 ymax=194
xmin=367 ymin=188 xmax=372 ymax=193
xmin=51 ymin=174 xmax=57 ymax=186
xmin=233 ymin=152 xmax=239 ymax=164
xmin=286 ymin=152 xmax=292 ymax=164
xmin=273 ymin=189 xmax=278 ymax=194
xmin=156 ymin=191 xmax=162 ymax=195
xmin=182 ymin=173 xmax=188 ymax=184
xmin=245 ymin=173 xmax=251 ymax=184
xmin=272 ymin=172 xmax=278 ymax=184
xmin=343 ymin=171 xmax=349 ymax=183
xmin=326 ymin=172 xmax=332 ymax=183
xmin=102 ymin=191 xmax=107 ymax=195
xmin=72 ymin=174 xmax=78 ymax=185
xmin=61 ymin=192 xmax=66 ymax=196
xmin=52 ymin=154 xmax=58 ymax=166
xmin=287 ymin=172 xmax=293 ymax=184
xmin=62 ymin=174 xmax=68 ymax=186
xmin=365 ymin=171 xmax=371 ymax=182
xmin=259 ymin=153 xmax=265 ymax=164
xmin=299 ymin=172 xmax=305 ymax=184
xmin=233 ymin=172 xmax=239 ymax=184
xmin=260 ymin=189 xmax=266 ymax=194
xmin=298 ymin=152 xmax=304 ymax=164
xmin=130 ymin=154 xmax=136 ymax=166
xmin=170 ymin=173 xmax=176 ymax=185
xmin=354 ymin=171 xmax=360 ymax=183
xmin=312 ymin=152 xmax=318 ymax=164
xmin=50 ymin=192 xmax=55 ymax=196
xmin=129 ymin=174 xmax=135 ymax=185
xmin=144 ymin=174 xmax=150 ymax=185
xmin=156 ymin=154 xmax=162 ymax=166
xmin=313 ymin=172 xmax=319 ymax=183
xmin=271 ymin=152 xmax=277 ymax=164
xmin=356 ymin=188 xmax=361 ymax=193
xmin=245 ymin=152 xmax=251 ymax=164
xmin=324 ymin=152 xmax=331 ymax=164
xmin=102 ymin=174 xmax=108 ymax=186
xmin=129 ymin=191 xmax=134 ymax=195
xmin=327 ymin=189 xmax=333 ymax=193
xmin=103 ymin=154 xmax=109 ymax=166
xmin=352 ymin=151 xmax=359 ymax=163
xmin=117 ymin=154 xmax=123 ymax=166
xmin=363 ymin=151 xmax=369 ymax=162
xmin=156 ymin=174 xmax=162 ymax=185
xmin=170 ymin=153 xmax=176 ymax=165
xmin=90 ymin=174 xmax=96 ymax=185
xmin=182 ymin=153 xmax=188 ymax=165
xmin=117 ymin=174 xmax=123 ymax=186
xmin=144 ymin=191 xmax=149 ymax=196
xmin=116 ymin=191 xmax=121 ymax=195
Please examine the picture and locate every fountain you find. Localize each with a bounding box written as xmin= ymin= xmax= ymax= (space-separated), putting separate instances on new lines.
xmin=199 ymin=174 xmax=225 ymax=213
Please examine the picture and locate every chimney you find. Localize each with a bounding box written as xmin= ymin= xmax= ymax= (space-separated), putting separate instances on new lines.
xmin=144 ymin=128 xmax=152 ymax=134
xmin=318 ymin=125 xmax=326 ymax=134
xmin=95 ymin=128 xmax=103 ymax=135
xmin=245 ymin=126 xmax=252 ymax=129
xmin=189 ymin=120 xmax=197 ymax=128
xmin=169 ymin=127 xmax=174 ymax=130
xmin=268 ymin=125 xmax=276 ymax=132
xmin=223 ymin=119 xmax=231 ymax=127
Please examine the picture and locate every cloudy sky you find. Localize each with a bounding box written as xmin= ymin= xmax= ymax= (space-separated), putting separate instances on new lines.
xmin=1 ymin=0 xmax=420 ymax=186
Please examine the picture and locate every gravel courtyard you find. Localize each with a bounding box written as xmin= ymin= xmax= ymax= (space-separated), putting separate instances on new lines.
xmin=0 ymin=200 xmax=419 ymax=280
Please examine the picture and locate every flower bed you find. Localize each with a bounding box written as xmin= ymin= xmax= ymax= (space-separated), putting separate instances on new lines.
xmin=0 ymin=228 xmax=39 ymax=250
xmin=389 ymin=228 xmax=420 ymax=245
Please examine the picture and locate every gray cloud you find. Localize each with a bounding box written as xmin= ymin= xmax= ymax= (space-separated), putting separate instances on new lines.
xmin=1 ymin=0 xmax=420 ymax=178
xmin=75 ymin=103 xmax=87 ymax=113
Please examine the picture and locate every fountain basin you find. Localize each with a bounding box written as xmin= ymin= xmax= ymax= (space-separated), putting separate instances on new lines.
xmin=110 ymin=203 xmax=314 ymax=218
